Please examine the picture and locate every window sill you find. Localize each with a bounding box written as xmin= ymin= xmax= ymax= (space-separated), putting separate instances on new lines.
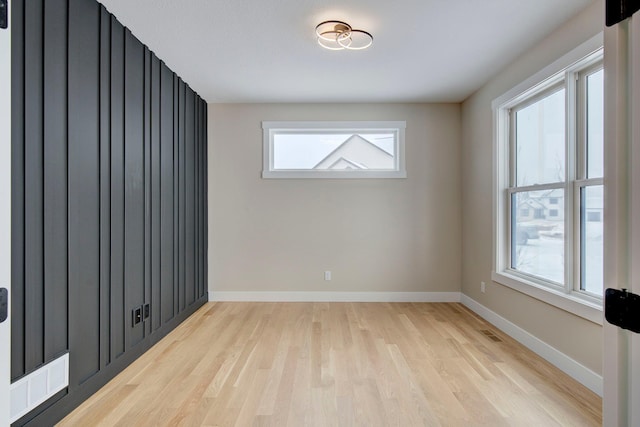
xmin=491 ymin=271 xmax=603 ymax=324
xmin=262 ymin=170 xmax=407 ymax=179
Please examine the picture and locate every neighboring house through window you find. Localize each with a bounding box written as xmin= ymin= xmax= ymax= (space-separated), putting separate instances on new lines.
xmin=262 ymin=121 xmax=406 ymax=179
xmin=313 ymin=134 xmax=394 ymax=170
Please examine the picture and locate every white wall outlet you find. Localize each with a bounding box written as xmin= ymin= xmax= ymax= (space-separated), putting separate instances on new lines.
xmin=480 ymin=281 xmax=486 ymax=293
xmin=324 ymin=271 xmax=331 ymax=281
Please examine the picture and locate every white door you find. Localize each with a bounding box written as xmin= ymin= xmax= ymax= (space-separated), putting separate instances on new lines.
xmin=0 ymin=0 xmax=12 ymax=425
xmin=603 ymin=12 xmax=640 ymax=427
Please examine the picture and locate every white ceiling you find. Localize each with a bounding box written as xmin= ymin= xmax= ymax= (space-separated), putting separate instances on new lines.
xmin=98 ymin=0 xmax=594 ymax=104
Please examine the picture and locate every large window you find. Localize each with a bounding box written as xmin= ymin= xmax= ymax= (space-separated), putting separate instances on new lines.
xmin=262 ymin=121 xmax=406 ymax=179
xmin=493 ymin=38 xmax=603 ymax=322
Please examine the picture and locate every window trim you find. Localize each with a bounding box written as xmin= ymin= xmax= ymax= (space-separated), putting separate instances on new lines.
xmin=262 ymin=121 xmax=407 ymax=179
xmin=492 ymin=33 xmax=603 ymax=324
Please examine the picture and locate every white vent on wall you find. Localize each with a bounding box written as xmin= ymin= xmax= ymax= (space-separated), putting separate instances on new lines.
xmin=10 ymin=353 xmax=69 ymax=423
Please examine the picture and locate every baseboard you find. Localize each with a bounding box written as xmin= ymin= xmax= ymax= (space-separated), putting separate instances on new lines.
xmin=209 ymin=291 xmax=461 ymax=303
xmin=460 ymin=294 xmax=603 ymax=396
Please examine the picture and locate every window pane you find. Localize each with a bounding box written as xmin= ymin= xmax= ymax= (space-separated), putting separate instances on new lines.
xmin=587 ymin=69 xmax=604 ymax=178
xmin=515 ymin=89 xmax=566 ymax=186
xmin=511 ymin=190 xmax=564 ymax=284
xmin=581 ymin=185 xmax=603 ymax=295
xmin=273 ymin=132 xmax=396 ymax=170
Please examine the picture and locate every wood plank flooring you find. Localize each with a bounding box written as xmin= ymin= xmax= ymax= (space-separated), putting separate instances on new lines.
xmin=58 ymin=302 xmax=602 ymax=426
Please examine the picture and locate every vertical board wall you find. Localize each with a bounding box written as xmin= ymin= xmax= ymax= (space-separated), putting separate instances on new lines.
xmin=10 ymin=0 xmax=209 ymax=424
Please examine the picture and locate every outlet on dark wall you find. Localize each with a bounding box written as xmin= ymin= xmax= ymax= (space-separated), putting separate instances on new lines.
xmin=132 ymin=307 xmax=142 ymax=326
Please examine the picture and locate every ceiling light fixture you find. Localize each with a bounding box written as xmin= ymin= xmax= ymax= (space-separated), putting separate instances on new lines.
xmin=315 ymin=20 xmax=373 ymax=51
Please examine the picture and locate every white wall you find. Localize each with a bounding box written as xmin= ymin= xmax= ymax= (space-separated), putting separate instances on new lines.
xmin=461 ymin=0 xmax=604 ymax=375
xmin=208 ymin=103 xmax=461 ymax=295
xmin=206 ymin=0 xmax=604 ymax=380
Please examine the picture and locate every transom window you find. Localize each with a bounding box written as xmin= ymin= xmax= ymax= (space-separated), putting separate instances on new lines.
xmin=262 ymin=121 xmax=406 ymax=179
xmin=492 ymin=38 xmax=603 ymax=322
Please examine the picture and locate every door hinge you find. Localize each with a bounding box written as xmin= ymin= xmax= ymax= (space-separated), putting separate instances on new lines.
xmin=0 ymin=288 xmax=7 ymax=322
xmin=605 ymin=288 xmax=640 ymax=333
xmin=0 ymin=0 xmax=7 ymax=30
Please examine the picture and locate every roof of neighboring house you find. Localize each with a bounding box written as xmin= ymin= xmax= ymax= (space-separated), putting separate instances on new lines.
xmin=313 ymin=134 xmax=393 ymax=169
xmin=519 ymin=199 xmax=547 ymax=210
xmin=326 ymin=157 xmax=369 ymax=170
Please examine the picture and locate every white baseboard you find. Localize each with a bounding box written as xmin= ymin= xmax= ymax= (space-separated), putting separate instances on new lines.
xmin=209 ymin=291 xmax=461 ymax=303
xmin=460 ymin=294 xmax=603 ymax=396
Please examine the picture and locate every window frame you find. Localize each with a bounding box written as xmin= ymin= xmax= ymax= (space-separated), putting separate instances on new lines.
xmin=492 ymin=34 xmax=603 ymax=324
xmin=262 ymin=121 xmax=407 ymax=179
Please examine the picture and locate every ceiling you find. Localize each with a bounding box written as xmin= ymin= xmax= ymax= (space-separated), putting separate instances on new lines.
xmin=97 ymin=0 xmax=595 ymax=104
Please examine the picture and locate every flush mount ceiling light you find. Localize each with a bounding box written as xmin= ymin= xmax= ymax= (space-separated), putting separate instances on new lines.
xmin=315 ymin=20 xmax=373 ymax=51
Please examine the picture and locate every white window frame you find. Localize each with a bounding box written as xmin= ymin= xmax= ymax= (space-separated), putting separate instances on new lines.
xmin=492 ymin=34 xmax=603 ymax=324
xmin=262 ymin=121 xmax=407 ymax=179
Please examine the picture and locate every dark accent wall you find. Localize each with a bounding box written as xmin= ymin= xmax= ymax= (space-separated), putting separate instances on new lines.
xmin=11 ymin=0 xmax=208 ymax=424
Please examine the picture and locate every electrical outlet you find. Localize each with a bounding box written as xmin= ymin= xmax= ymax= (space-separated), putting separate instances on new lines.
xmin=132 ymin=307 xmax=142 ymax=326
xmin=480 ymin=281 xmax=486 ymax=293
xmin=324 ymin=271 xmax=331 ymax=281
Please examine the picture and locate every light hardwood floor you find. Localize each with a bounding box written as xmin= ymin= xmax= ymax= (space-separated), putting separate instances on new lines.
xmin=58 ymin=302 xmax=601 ymax=426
